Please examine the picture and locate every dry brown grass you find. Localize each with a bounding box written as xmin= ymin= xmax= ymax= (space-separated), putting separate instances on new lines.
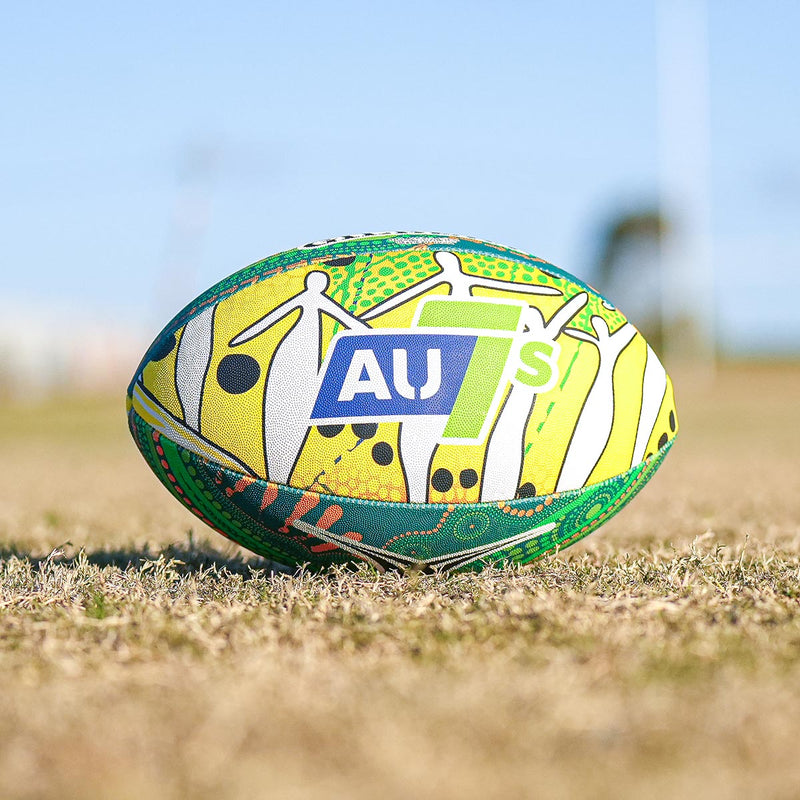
xmin=1 ymin=362 xmax=799 ymax=800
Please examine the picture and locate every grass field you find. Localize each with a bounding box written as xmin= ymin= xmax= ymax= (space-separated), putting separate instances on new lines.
xmin=1 ymin=362 xmax=799 ymax=799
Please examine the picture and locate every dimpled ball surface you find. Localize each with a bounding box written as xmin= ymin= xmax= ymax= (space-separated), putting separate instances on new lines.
xmin=127 ymin=232 xmax=677 ymax=571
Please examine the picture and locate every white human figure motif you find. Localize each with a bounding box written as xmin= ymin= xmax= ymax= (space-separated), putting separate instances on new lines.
xmin=230 ymin=270 xmax=369 ymax=484
xmin=175 ymin=305 xmax=216 ymax=431
xmin=480 ymin=292 xmax=589 ymax=502
xmin=362 ymin=250 xmax=561 ymax=318
xmin=631 ymin=344 xmax=667 ymax=466
xmin=367 ymin=251 xmax=561 ymax=503
xmin=556 ymin=317 xmax=636 ymax=492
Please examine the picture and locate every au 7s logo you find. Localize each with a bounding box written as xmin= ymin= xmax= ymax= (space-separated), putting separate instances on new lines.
xmin=310 ymin=296 xmax=561 ymax=445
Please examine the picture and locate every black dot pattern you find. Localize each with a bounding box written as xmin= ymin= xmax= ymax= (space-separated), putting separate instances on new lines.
xmin=323 ymin=256 xmax=357 ymax=267
xmin=352 ymin=423 xmax=378 ymax=439
xmin=517 ymin=482 xmax=537 ymax=498
xmin=150 ymin=332 xmax=176 ymax=362
xmin=459 ymin=468 xmax=478 ymax=489
xmin=318 ymin=425 xmax=344 ymax=438
xmin=431 ymin=468 xmax=453 ymax=493
xmin=669 ymin=410 xmax=676 ymax=432
xmin=371 ymin=441 xmax=393 ymax=466
xmin=658 ymin=432 xmax=669 ymax=449
xmin=217 ymin=354 xmax=261 ymax=394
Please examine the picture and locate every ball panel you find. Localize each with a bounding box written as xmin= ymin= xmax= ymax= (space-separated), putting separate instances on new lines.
xmin=140 ymin=325 xmax=184 ymax=420
xmin=586 ymin=334 xmax=649 ymax=485
xmin=643 ymin=374 xmax=678 ymax=459
xmin=520 ymin=336 xmax=600 ymax=495
xmin=132 ymin=237 xmax=674 ymax=504
xmin=289 ymin=423 xmax=407 ymax=502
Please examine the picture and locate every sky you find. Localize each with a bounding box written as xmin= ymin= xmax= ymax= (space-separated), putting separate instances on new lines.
xmin=2 ymin=0 xmax=799 ymax=358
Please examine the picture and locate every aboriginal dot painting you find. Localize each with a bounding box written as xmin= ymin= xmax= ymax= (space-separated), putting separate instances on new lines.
xmin=127 ymin=232 xmax=677 ymax=571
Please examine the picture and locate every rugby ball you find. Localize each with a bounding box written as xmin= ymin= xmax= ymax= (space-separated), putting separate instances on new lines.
xmin=127 ymin=232 xmax=677 ymax=571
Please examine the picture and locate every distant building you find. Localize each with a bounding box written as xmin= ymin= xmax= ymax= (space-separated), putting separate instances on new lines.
xmin=0 ymin=301 xmax=149 ymax=398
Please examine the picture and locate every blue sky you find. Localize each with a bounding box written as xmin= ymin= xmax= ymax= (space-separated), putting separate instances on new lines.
xmin=2 ymin=1 xmax=798 ymax=354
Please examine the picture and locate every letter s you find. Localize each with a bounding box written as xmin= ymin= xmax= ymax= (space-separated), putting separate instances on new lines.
xmin=515 ymin=341 xmax=558 ymax=390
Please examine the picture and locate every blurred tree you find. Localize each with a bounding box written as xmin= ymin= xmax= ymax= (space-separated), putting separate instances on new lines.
xmin=593 ymin=208 xmax=668 ymax=354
